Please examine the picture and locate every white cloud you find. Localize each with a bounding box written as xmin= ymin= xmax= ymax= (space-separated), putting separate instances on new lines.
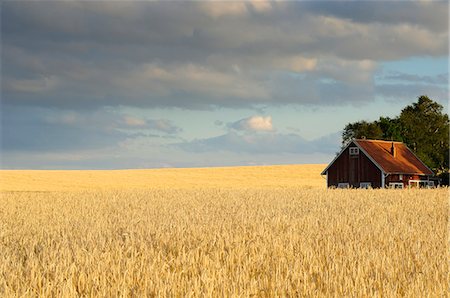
xmin=230 ymin=115 xmax=274 ymax=132
xmin=148 ymin=119 xmax=182 ymax=134
xmin=115 ymin=63 xmax=270 ymax=101
xmin=246 ymin=116 xmax=273 ymax=131
xmin=315 ymin=58 xmax=378 ymax=83
xmin=200 ymin=2 xmax=247 ymax=18
xmin=248 ymin=0 xmax=273 ymax=13
xmin=123 ymin=116 xmax=147 ymax=127
xmin=273 ymin=56 xmax=318 ymax=73
xmin=120 ymin=115 xmax=182 ymax=134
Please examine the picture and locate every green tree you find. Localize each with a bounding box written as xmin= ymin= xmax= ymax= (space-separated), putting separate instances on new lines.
xmin=398 ymin=95 xmax=449 ymax=173
xmin=376 ymin=117 xmax=403 ymax=142
xmin=342 ymin=120 xmax=383 ymax=146
xmin=341 ymin=95 xmax=449 ymax=180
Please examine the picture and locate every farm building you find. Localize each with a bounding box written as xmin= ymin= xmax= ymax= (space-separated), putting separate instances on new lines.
xmin=321 ymin=139 xmax=434 ymax=188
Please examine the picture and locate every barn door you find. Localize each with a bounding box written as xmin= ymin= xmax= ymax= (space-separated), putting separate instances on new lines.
xmin=349 ymin=156 xmax=359 ymax=187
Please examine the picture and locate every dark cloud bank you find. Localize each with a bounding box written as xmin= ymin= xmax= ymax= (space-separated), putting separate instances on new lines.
xmin=1 ymin=1 xmax=448 ymax=167
xmin=2 ymin=1 xmax=448 ymax=109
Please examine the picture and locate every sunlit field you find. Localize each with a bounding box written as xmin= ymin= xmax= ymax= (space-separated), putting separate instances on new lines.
xmin=0 ymin=164 xmax=325 ymax=192
xmin=0 ymin=165 xmax=447 ymax=296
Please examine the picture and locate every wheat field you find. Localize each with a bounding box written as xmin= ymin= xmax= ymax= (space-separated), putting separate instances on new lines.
xmin=0 ymin=164 xmax=325 ymax=192
xmin=0 ymin=165 xmax=448 ymax=297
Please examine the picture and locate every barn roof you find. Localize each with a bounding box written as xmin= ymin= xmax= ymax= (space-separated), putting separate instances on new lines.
xmin=321 ymin=139 xmax=434 ymax=176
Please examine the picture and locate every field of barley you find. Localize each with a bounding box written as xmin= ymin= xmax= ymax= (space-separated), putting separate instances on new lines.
xmin=0 ymin=164 xmax=448 ymax=296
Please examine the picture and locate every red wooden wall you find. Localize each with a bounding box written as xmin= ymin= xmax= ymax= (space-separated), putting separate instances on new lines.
xmin=386 ymin=174 xmax=424 ymax=188
xmin=327 ymin=142 xmax=382 ymax=188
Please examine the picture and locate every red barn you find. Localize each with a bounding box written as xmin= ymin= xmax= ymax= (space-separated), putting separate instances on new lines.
xmin=321 ymin=139 xmax=434 ymax=188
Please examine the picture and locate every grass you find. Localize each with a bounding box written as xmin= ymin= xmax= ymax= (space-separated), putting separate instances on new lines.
xmin=0 ymin=165 xmax=447 ymax=296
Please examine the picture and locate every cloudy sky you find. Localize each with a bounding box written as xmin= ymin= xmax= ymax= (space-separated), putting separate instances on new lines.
xmin=1 ymin=1 xmax=448 ymax=169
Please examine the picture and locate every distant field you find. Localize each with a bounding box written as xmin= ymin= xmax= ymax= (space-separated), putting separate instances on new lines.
xmin=0 ymin=164 xmax=326 ymax=191
xmin=0 ymin=165 xmax=447 ymax=296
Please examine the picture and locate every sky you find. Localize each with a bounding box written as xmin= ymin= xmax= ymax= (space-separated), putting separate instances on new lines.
xmin=1 ymin=1 xmax=448 ymax=169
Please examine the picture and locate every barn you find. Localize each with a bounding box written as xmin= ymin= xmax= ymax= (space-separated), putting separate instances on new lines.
xmin=321 ymin=139 xmax=434 ymax=188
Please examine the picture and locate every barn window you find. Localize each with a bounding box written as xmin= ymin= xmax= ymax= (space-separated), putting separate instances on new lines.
xmin=349 ymin=147 xmax=359 ymax=155
xmin=338 ymin=183 xmax=350 ymax=188
xmin=360 ymin=182 xmax=371 ymax=189
xmin=389 ymin=182 xmax=404 ymax=189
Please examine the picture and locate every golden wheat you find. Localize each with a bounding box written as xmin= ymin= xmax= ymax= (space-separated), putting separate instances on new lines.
xmin=0 ymin=166 xmax=447 ymax=296
xmin=0 ymin=164 xmax=326 ymax=192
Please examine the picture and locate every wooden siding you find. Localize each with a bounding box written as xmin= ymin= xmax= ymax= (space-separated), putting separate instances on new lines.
xmin=386 ymin=174 xmax=427 ymax=188
xmin=327 ymin=142 xmax=382 ymax=188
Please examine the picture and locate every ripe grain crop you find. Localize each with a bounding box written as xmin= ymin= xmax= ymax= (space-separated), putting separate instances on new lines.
xmin=0 ymin=166 xmax=448 ymax=296
xmin=0 ymin=164 xmax=326 ymax=192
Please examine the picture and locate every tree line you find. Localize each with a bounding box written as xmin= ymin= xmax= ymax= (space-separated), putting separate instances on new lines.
xmin=342 ymin=95 xmax=449 ymax=184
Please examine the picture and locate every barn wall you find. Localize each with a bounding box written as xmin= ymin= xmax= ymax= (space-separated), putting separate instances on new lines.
xmin=358 ymin=151 xmax=382 ymax=188
xmin=386 ymin=174 xmax=427 ymax=188
xmin=327 ymin=143 xmax=382 ymax=188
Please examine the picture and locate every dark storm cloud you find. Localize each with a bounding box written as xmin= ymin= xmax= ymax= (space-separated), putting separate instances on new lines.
xmin=2 ymin=1 xmax=448 ymax=110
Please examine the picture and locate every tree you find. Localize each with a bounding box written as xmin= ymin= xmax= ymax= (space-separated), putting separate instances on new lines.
xmin=398 ymin=96 xmax=449 ymax=173
xmin=376 ymin=117 xmax=403 ymax=142
xmin=341 ymin=95 xmax=449 ymax=180
xmin=342 ymin=121 xmax=383 ymax=146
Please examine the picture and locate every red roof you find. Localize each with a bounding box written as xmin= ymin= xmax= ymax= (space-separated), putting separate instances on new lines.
xmin=354 ymin=139 xmax=433 ymax=175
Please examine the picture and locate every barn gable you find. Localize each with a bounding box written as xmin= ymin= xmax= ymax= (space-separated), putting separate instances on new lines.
xmin=322 ymin=141 xmax=382 ymax=188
